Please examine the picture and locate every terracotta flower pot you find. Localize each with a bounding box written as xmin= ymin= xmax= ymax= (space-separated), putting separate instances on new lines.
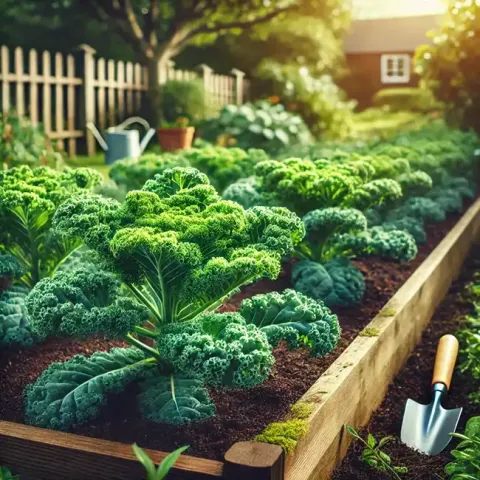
xmin=156 ymin=127 xmax=195 ymax=152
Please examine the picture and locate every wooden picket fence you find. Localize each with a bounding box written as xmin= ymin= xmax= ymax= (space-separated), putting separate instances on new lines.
xmin=0 ymin=44 xmax=246 ymax=156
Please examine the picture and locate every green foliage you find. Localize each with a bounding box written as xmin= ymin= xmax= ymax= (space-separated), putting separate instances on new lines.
xmin=388 ymin=197 xmax=446 ymax=224
xmin=445 ymin=416 xmax=480 ymax=479
xmin=253 ymin=158 xmax=402 ymax=217
xmin=161 ymin=79 xmax=214 ymax=126
xmin=138 ymin=375 xmax=215 ymax=424
xmin=415 ymin=0 xmax=480 ymax=131
xmin=24 ymin=347 xmax=156 ymax=430
xmin=183 ymin=147 xmax=269 ymax=193
xmin=0 ymin=165 xmax=102 ymax=287
xmin=201 ymin=102 xmax=313 ymax=155
xmin=0 ymin=467 xmax=19 ymax=480
xmin=109 ymin=153 xmax=190 ymax=192
xmin=292 ymin=258 xmax=365 ymax=308
xmin=257 ymin=65 xmax=356 ymax=140
xmin=239 ymin=289 xmax=341 ymax=357
xmin=0 ymin=112 xmax=63 ymax=169
xmin=373 ymin=88 xmax=443 ymax=113
xmin=255 ymin=419 xmax=309 ymax=455
xmin=0 ymin=254 xmax=25 ymax=285
xmin=0 ymin=285 xmax=34 ymax=347
xmin=290 ymin=402 xmax=314 ymax=419
xmin=133 ymin=443 xmax=189 ymax=480
xmin=346 ymin=426 xmax=408 ymax=479
xmin=298 ymin=208 xmax=367 ymax=263
xmin=222 ymin=177 xmax=264 ymax=208
xmin=380 ymin=217 xmax=427 ymax=245
xmin=53 ymin=167 xmax=304 ymax=327
xmin=26 ymin=267 xmax=149 ymax=341
xmin=157 ymin=312 xmax=274 ymax=388
xmin=359 ymin=328 xmax=380 ymax=337
xmin=335 ymin=226 xmax=418 ymax=262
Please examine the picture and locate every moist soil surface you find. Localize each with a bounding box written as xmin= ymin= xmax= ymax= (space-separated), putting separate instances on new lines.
xmin=0 ymin=204 xmax=473 ymax=462
xmin=333 ymin=251 xmax=480 ymax=480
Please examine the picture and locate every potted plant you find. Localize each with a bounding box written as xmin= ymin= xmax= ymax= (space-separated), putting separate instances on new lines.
xmin=156 ymin=117 xmax=195 ymax=151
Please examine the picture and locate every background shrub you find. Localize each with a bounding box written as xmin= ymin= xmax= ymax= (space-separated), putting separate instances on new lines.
xmin=160 ymin=79 xmax=215 ymax=125
xmin=373 ymin=88 xmax=443 ymax=113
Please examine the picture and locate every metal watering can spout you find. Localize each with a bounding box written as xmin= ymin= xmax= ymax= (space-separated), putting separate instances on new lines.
xmin=86 ymin=122 xmax=109 ymax=151
xmin=115 ymin=116 xmax=155 ymax=155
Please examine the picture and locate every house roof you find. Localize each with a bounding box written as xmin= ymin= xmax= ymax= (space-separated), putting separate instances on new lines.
xmin=351 ymin=0 xmax=445 ymax=20
xmin=344 ymin=14 xmax=442 ymax=54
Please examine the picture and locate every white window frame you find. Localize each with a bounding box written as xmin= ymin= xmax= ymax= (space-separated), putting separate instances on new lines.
xmin=380 ymin=54 xmax=411 ymax=84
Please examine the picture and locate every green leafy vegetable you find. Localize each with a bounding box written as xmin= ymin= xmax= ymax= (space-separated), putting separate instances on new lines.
xmin=0 ymin=285 xmax=34 ymax=347
xmin=133 ymin=443 xmax=189 ymax=480
xmin=25 ymin=347 xmax=156 ymax=430
xmin=239 ymin=289 xmax=340 ymax=356
xmin=138 ymin=375 xmax=215 ymax=424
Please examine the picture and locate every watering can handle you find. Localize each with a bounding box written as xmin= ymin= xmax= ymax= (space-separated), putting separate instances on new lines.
xmin=86 ymin=123 xmax=108 ymax=151
xmin=116 ymin=116 xmax=151 ymax=132
xmin=139 ymin=128 xmax=156 ymax=154
xmin=431 ymin=335 xmax=459 ymax=390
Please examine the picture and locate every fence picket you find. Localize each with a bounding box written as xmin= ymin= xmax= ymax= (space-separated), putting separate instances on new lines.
xmin=29 ymin=50 xmax=39 ymax=125
xmin=66 ymin=54 xmax=76 ymax=156
xmin=126 ymin=62 xmax=133 ymax=115
xmin=107 ymin=60 xmax=116 ymax=126
xmin=42 ymin=51 xmax=52 ymax=134
xmin=0 ymin=46 xmax=9 ymax=113
xmin=97 ymin=58 xmax=106 ymax=131
xmin=14 ymin=47 xmax=25 ymax=118
xmin=134 ymin=64 xmax=142 ymax=112
xmin=55 ymin=53 xmax=65 ymax=151
xmin=0 ymin=43 xmax=244 ymax=157
xmin=117 ymin=61 xmax=125 ymax=120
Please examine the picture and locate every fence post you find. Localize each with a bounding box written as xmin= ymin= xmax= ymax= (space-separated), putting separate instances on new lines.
xmin=198 ymin=64 xmax=213 ymax=95
xmin=231 ymin=68 xmax=245 ymax=105
xmin=79 ymin=44 xmax=96 ymax=156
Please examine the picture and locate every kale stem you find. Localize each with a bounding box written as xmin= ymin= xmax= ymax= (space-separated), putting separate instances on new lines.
xmin=127 ymin=284 xmax=162 ymax=325
xmin=125 ymin=333 xmax=161 ymax=360
xmin=133 ymin=325 xmax=160 ymax=338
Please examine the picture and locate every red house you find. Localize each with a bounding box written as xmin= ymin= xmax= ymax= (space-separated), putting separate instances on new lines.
xmin=341 ymin=0 xmax=445 ymax=108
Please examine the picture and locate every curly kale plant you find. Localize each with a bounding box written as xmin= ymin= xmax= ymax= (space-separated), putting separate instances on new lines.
xmin=109 ymin=153 xmax=190 ymax=192
xmin=253 ymin=158 xmax=402 ymax=217
xmin=239 ymin=289 xmax=340 ymax=356
xmin=0 ymin=285 xmax=34 ymax=347
xmin=25 ymin=167 xmax=308 ymax=430
xmin=292 ymin=258 xmax=365 ymax=308
xmin=0 ymin=165 xmax=102 ymax=287
xmin=292 ymin=208 xmax=416 ymax=307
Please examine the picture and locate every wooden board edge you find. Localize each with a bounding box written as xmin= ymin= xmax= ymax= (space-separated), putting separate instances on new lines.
xmin=0 ymin=420 xmax=223 ymax=479
xmin=284 ymin=198 xmax=480 ymax=480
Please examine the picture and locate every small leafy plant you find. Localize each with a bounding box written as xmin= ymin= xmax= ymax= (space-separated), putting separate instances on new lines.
xmin=0 ymin=466 xmax=19 ymax=480
xmin=346 ymin=426 xmax=408 ymax=479
xmin=445 ymin=416 xmax=480 ymax=479
xmin=133 ymin=444 xmax=188 ymax=480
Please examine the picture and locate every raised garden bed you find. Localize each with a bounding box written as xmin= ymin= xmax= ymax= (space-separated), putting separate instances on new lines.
xmin=1 ymin=198 xmax=479 ymax=479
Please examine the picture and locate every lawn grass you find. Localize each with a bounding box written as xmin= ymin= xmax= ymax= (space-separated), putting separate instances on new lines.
xmin=66 ymin=153 xmax=111 ymax=180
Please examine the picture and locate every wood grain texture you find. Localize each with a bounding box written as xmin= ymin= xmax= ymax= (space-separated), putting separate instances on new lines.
xmin=432 ymin=334 xmax=459 ymax=389
xmin=285 ymin=198 xmax=480 ymax=480
xmin=224 ymin=441 xmax=284 ymax=480
xmin=0 ymin=421 xmax=223 ymax=480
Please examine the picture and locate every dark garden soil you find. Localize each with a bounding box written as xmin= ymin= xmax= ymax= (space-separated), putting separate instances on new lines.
xmin=0 ymin=202 xmax=475 ymax=462
xmin=332 ymin=250 xmax=480 ymax=480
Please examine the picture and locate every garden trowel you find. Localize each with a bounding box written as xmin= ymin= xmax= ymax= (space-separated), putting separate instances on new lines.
xmin=400 ymin=334 xmax=463 ymax=455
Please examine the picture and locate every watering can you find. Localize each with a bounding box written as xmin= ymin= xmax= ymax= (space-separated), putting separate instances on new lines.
xmin=86 ymin=117 xmax=156 ymax=164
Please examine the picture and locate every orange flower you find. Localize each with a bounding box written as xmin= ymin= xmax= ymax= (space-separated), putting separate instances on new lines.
xmin=268 ymin=95 xmax=281 ymax=104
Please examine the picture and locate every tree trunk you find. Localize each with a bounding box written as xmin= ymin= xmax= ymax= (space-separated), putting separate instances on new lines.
xmin=145 ymin=58 xmax=162 ymax=127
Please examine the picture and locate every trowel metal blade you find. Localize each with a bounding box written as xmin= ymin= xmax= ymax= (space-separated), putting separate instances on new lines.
xmin=401 ymin=398 xmax=462 ymax=455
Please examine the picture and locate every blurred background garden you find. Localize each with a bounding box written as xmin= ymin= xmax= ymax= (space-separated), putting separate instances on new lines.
xmin=0 ymin=0 xmax=478 ymax=172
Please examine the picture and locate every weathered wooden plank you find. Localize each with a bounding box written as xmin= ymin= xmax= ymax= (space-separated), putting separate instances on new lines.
xmin=285 ymin=198 xmax=480 ymax=480
xmin=0 ymin=421 xmax=223 ymax=480
xmin=14 ymin=47 xmax=25 ymax=118
xmin=1 ymin=46 xmax=10 ymax=113
xmin=55 ymin=52 xmax=65 ymax=151
xmin=42 ymin=51 xmax=52 ymax=134
xmin=97 ymin=58 xmax=106 ymax=131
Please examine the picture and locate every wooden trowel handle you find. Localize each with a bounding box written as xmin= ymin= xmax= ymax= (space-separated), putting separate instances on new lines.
xmin=432 ymin=334 xmax=459 ymax=390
